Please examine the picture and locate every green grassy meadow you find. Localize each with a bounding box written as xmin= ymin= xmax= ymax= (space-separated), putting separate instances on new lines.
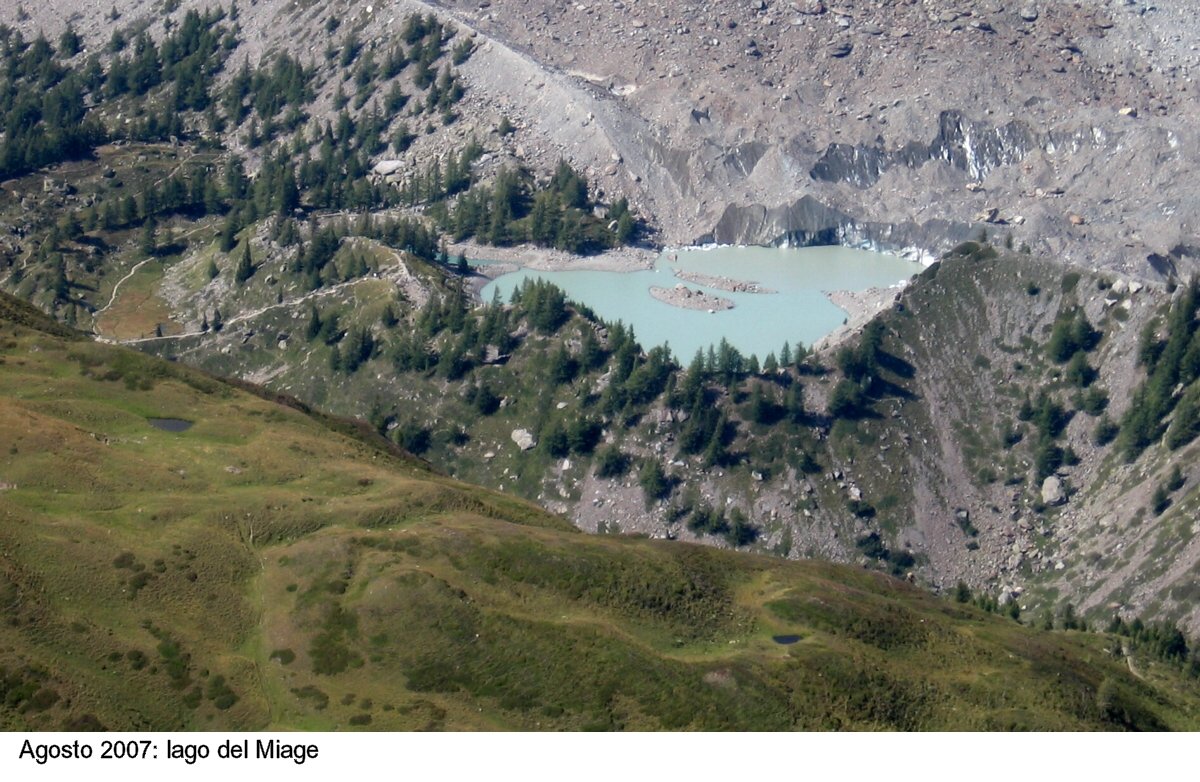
xmin=1 ymin=292 xmax=1199 ymax=731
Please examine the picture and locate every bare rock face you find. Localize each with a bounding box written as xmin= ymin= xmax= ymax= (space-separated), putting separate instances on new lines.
xmin=1041 ymin=476 xmax=1066 ymax=507
xmin=371 ymin=160 xmax=405 ymax=177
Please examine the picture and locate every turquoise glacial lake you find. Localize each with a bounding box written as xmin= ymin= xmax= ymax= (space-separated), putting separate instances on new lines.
xmin=478 ymin=245 xmax=922 ymax=361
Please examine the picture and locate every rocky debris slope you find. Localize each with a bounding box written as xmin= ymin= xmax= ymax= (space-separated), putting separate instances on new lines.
xmin=427 ymin=0 xmax=1200 ymax=277
xmin=855 ymin=251 xmax=1200 ymax=630
xmin=13 ymin=0 xmax=1200 ymax=276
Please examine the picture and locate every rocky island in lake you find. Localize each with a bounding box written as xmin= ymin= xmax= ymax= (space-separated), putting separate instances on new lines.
xmin=671 ymin=269 xmax=776 ymax=294
xmin=649 ymin=284 xmax=735 ymax=312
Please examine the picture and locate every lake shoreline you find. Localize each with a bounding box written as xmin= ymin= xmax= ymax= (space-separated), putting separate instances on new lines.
xmin=450 ymin=241 xmax=657 ymax=275
xmin=458 ymin=241 xmax=658 ymax=302
xmin=814 ymin=285 xmax=907 ymax=351
xmin=472 ymin=244 xmax=921 ymax=358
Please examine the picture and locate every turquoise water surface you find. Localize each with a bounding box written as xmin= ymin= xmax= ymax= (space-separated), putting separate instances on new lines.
xmin=478 ymin=245 xmax=921 ymax=361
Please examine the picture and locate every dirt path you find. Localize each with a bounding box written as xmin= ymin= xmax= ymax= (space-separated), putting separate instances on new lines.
xmin=95 ymin=258 xmax=154 ymax=316
xmin=117 ymin=257 xmax=423 ymax=346
xmin=150 ymin=151 xmax=197 ymax=190
xmin=116 ymin=277 xmax=362 ymax=345
xmin=112 ymin=235 xmax=429 ymax=345
xmin=95 ymin=223 xmax=214 ymax=321
xmin=1123 ymin=644 xmax=1145 ymax=681
xmin=0 ymin=250 xmax=31 ymax=288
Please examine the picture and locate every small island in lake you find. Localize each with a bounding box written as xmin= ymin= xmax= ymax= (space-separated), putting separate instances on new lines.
xmin=649 ymin=284 xmax=735 ymax=312
xmin=671 ymin=269 xmax=776 ymax=294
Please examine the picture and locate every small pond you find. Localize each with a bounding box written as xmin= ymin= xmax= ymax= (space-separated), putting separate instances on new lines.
xmin=148 ymin=418 xmax=194 ymax=432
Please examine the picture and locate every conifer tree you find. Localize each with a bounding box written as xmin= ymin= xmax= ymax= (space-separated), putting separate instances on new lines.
xmin=540 ymin=419 xmax=569 ymax=458
xmin=1152 ymin=484 xmax=1171 ymax=515
xmin=638 ymin=459 xmax=669 ymax=504
xmin=140 ymin=217 xmax=158 ymax=256
xmin=579 ymin=328 xmax=602 ymax=372
xmin=703 ymin=410 xmax=729 ymax=467
xmin=786 ymin=382 xmax=805 ymax=425
xmin=305 ymin=306 xmax=322 ymax=341
xmin=548 ymin=343 xmax=575 ymax=386
xmin=615 ymin=211 xmax=634 ymax=245
xmin=278 ymin=167 xmax=300 ymax=215
xmin=234 ymin=242 xmax=254 ymax=284
xmin=218 ymin=213 xmax=239 ymax=253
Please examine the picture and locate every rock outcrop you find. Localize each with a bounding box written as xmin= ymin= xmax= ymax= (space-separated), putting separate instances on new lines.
xmin=1041 ymin=476 xmax=1067 ymax=507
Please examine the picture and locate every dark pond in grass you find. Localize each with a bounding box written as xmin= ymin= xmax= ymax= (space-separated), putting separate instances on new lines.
xmin=772 ymin=635 xmax=803 ymax=645
xmin=148 ymin=418 xmax=194 ymax=432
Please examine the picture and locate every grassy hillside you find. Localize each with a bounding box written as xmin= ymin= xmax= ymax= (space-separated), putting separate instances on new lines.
xmin=2 ymin=0 xmax=1192 ymax=640
xmin=2 ymin=294 xmax=1200 ymax=730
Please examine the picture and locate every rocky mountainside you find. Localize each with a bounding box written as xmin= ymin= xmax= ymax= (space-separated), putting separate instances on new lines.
xmin=128 ymin=233 xmax=1200 ymax=635
xmin=10 ymin=0 xmax=1200 ymax=271
xmin=422 ymin=0 xmax=1200 ymax=272
xmin=3 ymin=0 xmax=1200 ymax=638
